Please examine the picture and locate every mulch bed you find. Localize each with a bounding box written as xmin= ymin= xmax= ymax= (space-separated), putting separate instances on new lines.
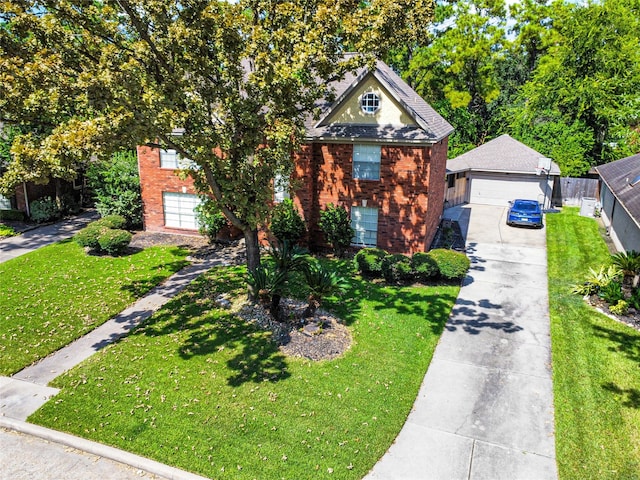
xmin=585 ymin=294 xmax=640 ymax=332
xmin=134 ymin=231 xmax=351 ymax=361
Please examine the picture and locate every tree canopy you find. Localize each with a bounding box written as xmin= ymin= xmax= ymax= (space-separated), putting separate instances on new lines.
xmin=0 ymin=0 xmax=436 ymax=273
xmin=387 ymin=0 xmax=640 ymax=175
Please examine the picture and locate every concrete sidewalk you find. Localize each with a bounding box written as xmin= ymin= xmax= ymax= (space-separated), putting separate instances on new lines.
xmin=0 ymin=210 xmax=99 ymax=263
xmin=366 ymin=204 xmax=557 ymax=479
xmin=0 ymin=222 xmax=240 ymax=479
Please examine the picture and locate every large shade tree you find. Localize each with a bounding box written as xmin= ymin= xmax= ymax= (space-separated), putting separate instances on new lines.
xmin=0 ymin=0 xmax=435 ymax=279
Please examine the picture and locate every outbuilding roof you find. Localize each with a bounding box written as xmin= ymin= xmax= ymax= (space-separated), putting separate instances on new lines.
xmin=305 ymin=59 xmax=454 ymax=144
xmin=447 ymin=134 xmax=561 ymax=175
xmin=596 ymin=153 xmax=640 ymax=226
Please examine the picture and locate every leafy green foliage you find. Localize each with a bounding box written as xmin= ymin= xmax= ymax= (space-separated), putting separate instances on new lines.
xmin=609 ymin=300 xmax=629 ymax=316
xmin=572 ymin=265 xmax=622 ymax=296
xmin=598 ymin=281 xmax=624 ymax=306
xmin=0 ymin=0 xmax=435 ymax=274
xmin=29 ymin=196 xmax=60 ymax=223
xmin=411 ymin=252 xmax=439 ymax=282
xmin=246 ymin=264 xmax=288 ymax=305
xmin=381 ymin=253 xmax=414 ymax=284
xmin=318 ymin=203 xmax=354 ymax=257
xmin=428 ymin=249 xmax=470 ymax=281
xmin=97 ymin=228 xmax=132 ymax=255
xmin=270 ymin=199 xmax=306 ymax=245
xmin=74 ymin=224 xmax=107 ymax=250
xmin=0 ymin=209 xmax=25 ymax=221
xmin=194 ymin=198 xmax=228 ymax=243
xmin=95 ymin=214 xmax=127 ymax=230
xmin=0 ymin=224 xmax=16 ymax=237
xmin=86 ymin=151 xmax=142 ymax=229
xmin=354 ymin=247 xmax=388 ymax=278
xmin=301 ymin=259 xmax=349 ymax=317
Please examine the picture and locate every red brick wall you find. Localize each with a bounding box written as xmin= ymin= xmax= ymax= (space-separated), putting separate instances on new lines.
xmin=138 ymin=138 xmax=450 ymax=253
xmin=293 ymin=140 xmax=448 ymax=255
xmin=137 ymin=145 xmax=201 ymax=236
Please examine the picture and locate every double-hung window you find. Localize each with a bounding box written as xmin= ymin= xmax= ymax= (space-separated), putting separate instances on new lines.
xmin=353 ymin=144 xmax=381 ymax=180
xmin=273 ymin=173 xmax=290 ymax=203
xmin=160 ymin=149 xmax=198 ymax=170
xmin=351 ymin=206 xmax=378 ymax=247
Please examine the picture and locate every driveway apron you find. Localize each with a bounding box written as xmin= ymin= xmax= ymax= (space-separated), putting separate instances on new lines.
xmin=366 ymin=204 xmax=557 ymax=480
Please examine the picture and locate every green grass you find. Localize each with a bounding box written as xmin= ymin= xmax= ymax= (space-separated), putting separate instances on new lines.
xmin=547 ymin=208 xmax=640 ymax=480
xmin=0 ymin=240 xmax=189 ymax=375
xmin=30 ymin=261 xmax=459 ymax=479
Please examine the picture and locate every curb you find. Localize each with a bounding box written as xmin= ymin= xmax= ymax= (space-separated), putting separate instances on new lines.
xmin=0 ymin=417 xmax=210 ymax=480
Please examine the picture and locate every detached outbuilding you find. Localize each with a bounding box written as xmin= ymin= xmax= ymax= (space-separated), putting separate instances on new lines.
xmin=445 ymin=134 xmax=561 ymax=209
xmin=596 ymin=154 xmax=640 ymax=253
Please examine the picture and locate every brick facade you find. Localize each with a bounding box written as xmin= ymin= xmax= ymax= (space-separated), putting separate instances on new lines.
xmin=293 ymin=139 xmax=448 ymax=254
xmin=137 ymin=145 xmax=201 ymax=236
xmin=137 ymin=139 xmax=448 ymax=255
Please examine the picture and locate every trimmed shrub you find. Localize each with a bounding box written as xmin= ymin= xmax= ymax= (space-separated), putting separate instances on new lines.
xmin=412 ymin=252 xmax=439 ymax=282
xmin=97 ymin=228 xmax=132 ymax=255
xmin=270 ymin=199 xmax=306 ymax=244
xmin=95 ymin=214 xmax=127 ymax=230
xmin=609 ymin=300 xmax=628 ymax=316
xmin=195 ymin=199 xmax=228 ymax=243
xmin=30 ymin=196 xmax=61 ymax=223
xmin=86 ymin=150 xmax=143 ymax=229
xmin=74 ymin=223 xmax=107 ymax=250
xmin=429 ymin=249 xmax=470 ymax=280
xmin=0 ymin=209 xmax=25 ymax=221
xmin=318 ymin=203 xmax=354 ymax=257
xmin=354 ymin=247 xmax=388 ymax=277
xmin=382 ymin=253 xmax=414 ymax=284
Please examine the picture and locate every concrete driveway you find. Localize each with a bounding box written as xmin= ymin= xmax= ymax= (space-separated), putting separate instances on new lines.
xmin=366 ymin=204 xmax=556 ymax=479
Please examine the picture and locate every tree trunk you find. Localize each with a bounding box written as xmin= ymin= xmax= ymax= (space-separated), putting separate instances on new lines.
xmin=244 ymin=228 xmax=261 ymax=301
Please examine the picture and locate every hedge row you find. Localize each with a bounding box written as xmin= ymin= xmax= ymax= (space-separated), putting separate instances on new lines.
xmin=354 ymin=247 xmax=470 ymax=284
xmin=74 ymin=215 xmax=132 ymax=255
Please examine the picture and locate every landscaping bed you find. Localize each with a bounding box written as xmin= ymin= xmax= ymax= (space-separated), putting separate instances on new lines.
xmin=547 ymin=208 xmax=640 ymax=479
xmin=30 ymin=262 xmax=459 ymax=480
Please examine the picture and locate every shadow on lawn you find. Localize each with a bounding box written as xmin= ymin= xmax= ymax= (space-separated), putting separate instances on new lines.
xmin=602 ymin=382 xmax=640 ymax=409
xmin=592 ymin=324 xmax=640 ymax=365
xmin=137 ymin=267 xmax=291 ymax=387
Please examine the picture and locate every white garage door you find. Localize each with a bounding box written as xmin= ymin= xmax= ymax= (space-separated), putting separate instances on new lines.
xmin=163 ymin=192 xmax=201 ymax=230
xmin=469 ymin=173 xmax=548 ymax=206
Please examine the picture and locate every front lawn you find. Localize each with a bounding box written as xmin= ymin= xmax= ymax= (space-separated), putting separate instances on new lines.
xmin=31 ymin=262 xmax=459 ymax=479
xmin=547 ymin=208 xmax=640 ymax=479
xmin=0 ymin=240 xmax=189 ymax=375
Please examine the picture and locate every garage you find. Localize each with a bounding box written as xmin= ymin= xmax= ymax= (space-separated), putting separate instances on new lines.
xmin=446 ymin=134 xmax=560 ymax=208
xmin=468 ymin=172 xmax=550 ymax=206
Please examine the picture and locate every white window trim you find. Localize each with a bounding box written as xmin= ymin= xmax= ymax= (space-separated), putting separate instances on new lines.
xmin=274 ymin=173 xmax=290 ymax=203
xmin=360 ymin=92 xmax=381 ymax=114
xmin=351 ymin=206 xmax=378 ymax=247
xmin=160 ymin=149 xmax=199 ymax=170
xmin=353 ymin=144 xmax=381 ymax=181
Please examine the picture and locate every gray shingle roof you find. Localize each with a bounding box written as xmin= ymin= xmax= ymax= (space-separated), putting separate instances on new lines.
xmin=447 ymin=134 xmax=561 ymax=175
xmin=596 ymin=154 xmax=640 ymax=226
xmin=305 ymin=59 xmax=453 ymax=144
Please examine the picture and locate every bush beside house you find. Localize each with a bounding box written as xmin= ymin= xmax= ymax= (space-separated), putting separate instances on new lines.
xmin=74 ymin=215 xmax=132 ymax=255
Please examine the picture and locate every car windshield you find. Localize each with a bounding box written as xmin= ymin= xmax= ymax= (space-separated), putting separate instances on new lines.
xmin=513 ymin=201 xmax=539 ymax=212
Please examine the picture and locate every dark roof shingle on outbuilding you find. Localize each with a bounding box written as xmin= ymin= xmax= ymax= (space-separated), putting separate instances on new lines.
xmin=596 ymin=153 xmax=640 ymax=225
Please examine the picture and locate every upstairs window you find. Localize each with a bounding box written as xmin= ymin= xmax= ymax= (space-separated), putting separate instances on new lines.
xmin=351 ymin=206 xmax=378 ymax=247
xmin=360 ymin=92 xmax=380 ymax=114
xmin=353 ymin=144 xmax=381 ymax=180
xmin=160 ymin=149 xmax=198 ymax=170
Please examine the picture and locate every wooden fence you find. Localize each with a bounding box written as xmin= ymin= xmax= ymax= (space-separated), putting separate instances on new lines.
xmin=556 ymin=177 xmax=599 ymax=206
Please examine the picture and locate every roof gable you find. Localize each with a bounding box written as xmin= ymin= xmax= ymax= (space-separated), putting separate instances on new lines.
xmin=596 ymin=153 xmax=640 ymax=224
xmin=447 ymin=134 xmax=561 ymax=175
xmin=305 ymin=59 xmax=453 ymax=144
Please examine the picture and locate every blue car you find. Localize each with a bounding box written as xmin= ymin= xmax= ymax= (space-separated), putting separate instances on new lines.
xmin=507 ymin=199 xmax=543 ymax=228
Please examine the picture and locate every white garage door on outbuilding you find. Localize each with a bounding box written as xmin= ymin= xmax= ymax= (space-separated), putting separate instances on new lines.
xmin=468 ymin=173 xmax=550 ymax=207
xmin=446 ymin=135 xmax=561 ymax=208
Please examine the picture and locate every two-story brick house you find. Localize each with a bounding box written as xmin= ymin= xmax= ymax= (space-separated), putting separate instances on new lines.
xmin=137 ymin=60 xmax=453 ymax=255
